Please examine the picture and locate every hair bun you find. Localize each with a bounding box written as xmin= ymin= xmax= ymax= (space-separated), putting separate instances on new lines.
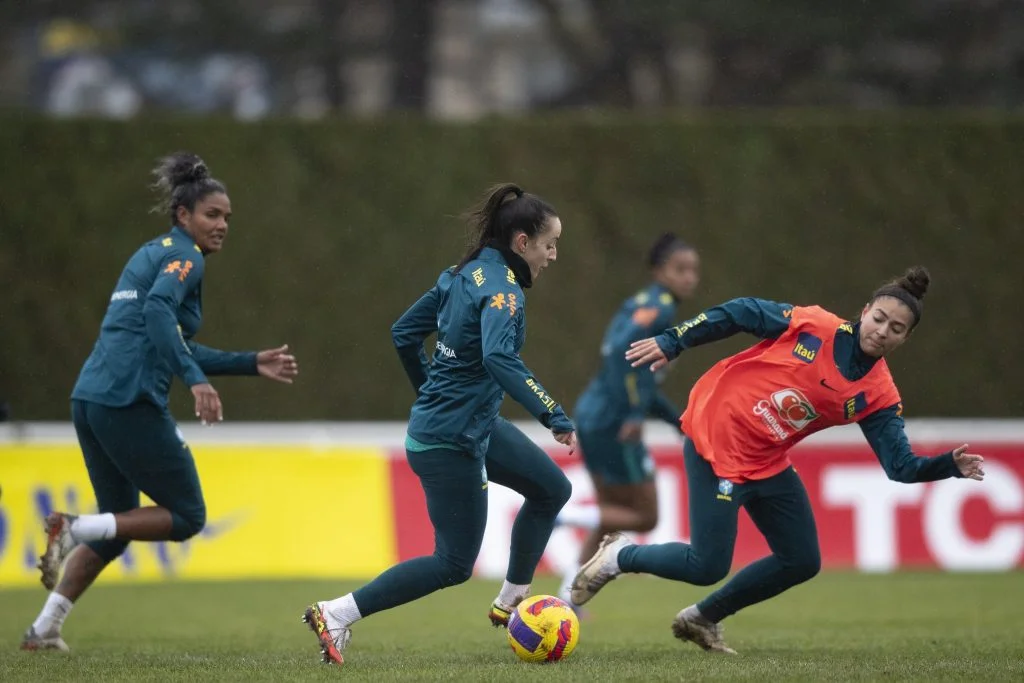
xmin=648 ymin=232 xmax=691 ymax=267
xmin=899 ymin=266 xmax=930 ymax=299
xmin=163 ymin=152 xmax=209 ymax=187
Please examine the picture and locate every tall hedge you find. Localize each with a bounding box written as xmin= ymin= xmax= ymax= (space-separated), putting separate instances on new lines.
xmin=2 ymin=114 xmax=1021 ymax=420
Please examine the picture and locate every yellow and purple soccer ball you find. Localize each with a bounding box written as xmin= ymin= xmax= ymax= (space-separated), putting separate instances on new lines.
xmin=506 ymin=595 xmax=580 ymax=663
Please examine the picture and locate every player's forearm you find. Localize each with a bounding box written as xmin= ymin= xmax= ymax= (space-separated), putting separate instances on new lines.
xmin=483 ymin=354 xmax=573 ymax=431
xmin=656 ymin=297 xmax=791 ymax=358
xmin=143 ymin=298 xmax=206 ymax=386
xmin=395 ymin=345 xmax=429 ymax=394
xmin=861 ymin=409 xmax=963 ymax=483
xmin=188 ymin=342 xmax=258 ymax=375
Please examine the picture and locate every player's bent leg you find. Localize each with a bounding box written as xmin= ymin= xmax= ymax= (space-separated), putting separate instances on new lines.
xmin=68 ymin=401 xmax=205 ymax=546
xmin=570 ymin=531 xmax=633 ymax=605
xmin=23 ymin=544 xmax=115 ymax=653
xmin=95 ymin=401 xmax=209 ymax=543
xmin=560 ymin=477 xmax=658 ymax=614
xmin=694 ymin=465 xmax=820 ymax=625
xmin=484 ymin=419 xmax=572 ymax=626
xmin=39 ymin=402 xmax=140 ymax=591
xmin=303 ymin=446 xmax=487 ymax=664
xmin=613 ymin=438 xmax=739 ymax=585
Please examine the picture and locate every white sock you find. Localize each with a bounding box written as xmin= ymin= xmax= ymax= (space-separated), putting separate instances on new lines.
xmin=558 ymin=563 xmax=579 ymax=599
xmin=70 ymin=513 xmax=116 ymax=542
xmin=32 ymin=592 xmax=73 ymax=634
xmin=324 ymin=593 xmax=362 ymax=628
xmin=556 ymin=505 xmax=601 ymax=530
xmin=496 ymin=581 xmax=530 ymax=607
xmin=684 ymin=604 xmax=714 ymax=624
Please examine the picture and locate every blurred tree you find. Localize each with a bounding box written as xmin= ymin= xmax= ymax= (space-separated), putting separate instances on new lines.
xmin=532 ymin=0 xmax=1024 ymax=108
xmin=391 ymin=0 xmax=439 ymax=111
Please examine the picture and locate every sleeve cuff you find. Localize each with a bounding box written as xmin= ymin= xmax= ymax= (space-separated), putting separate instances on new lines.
xmin=940 ymin=451 xmax=964 ymax=478
xmin=546 ymin=411 xmax=575 ymax=434
xmin=655 ymin=333 xmax=680 ymax=360
xmin=243 ymin=351 xmax=259 ymax=375
xmin=183 ymin=365 xmax=209 ymax=387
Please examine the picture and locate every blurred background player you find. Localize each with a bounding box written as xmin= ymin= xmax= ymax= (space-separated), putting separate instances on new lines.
xmin=302 ymin=184 xmax=576 ymax=666
xmin=571 ymin=267 xmax=986 ymax=654
xmin=21 ymin=152 xmax=299 ymax=652
xmin=555 ymin=234 xmax=700 ymax=611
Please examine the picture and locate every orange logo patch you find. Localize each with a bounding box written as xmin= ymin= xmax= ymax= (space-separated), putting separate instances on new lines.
xmin=631 ymin=307 xmax=659 ymax=327
xmin=164 ymin=259 xmax=194 ymax=282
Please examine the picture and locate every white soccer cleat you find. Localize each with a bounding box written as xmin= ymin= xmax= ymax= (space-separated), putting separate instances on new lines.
xmin=557 ymin=585 xmax=589 ymax=620
xmin=570 ymin=532 xmax=631 ymax=606
xmin=671 ymin=605 xmax=737 ymax=655
xmin=39 ymin=513 xmax=79 ymax=591
xmin=20 ymin=625 xmax=70 ymax=653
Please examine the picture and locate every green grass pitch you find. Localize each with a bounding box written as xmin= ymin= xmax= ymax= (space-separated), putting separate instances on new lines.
xmin=3 ymin=572 xmax=1023 ymax=681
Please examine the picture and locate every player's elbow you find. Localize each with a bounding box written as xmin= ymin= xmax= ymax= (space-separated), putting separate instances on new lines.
xmin=390 ymin=323 xmax=409 ymax=350
xmin=885 ymin=465 xmax=917 ymax=484
xmin=142 ymin=297 xmax=172 ymax=332
xmin=481 ymin=352 xmax=505 ymax=376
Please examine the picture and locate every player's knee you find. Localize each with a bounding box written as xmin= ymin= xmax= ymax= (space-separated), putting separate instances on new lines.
xmin=690 ymin=556 xmax=731 ymax=586
xmin=550 ymin=471 xmax=572 ymax=509
xmin=634 ymin=504 xmax=659 ymax=533
xmin=789 ymin=549 xmax=821 ymax=584
xmin=169 ymin=503 xmax=207 ymax=541
xmin=780 ymin=545 xmax=821 ymax=585
xmin=437 ymin=556 xmax=474 ymax=586
xmin=87 ymin=539 xmax=130 ymax=563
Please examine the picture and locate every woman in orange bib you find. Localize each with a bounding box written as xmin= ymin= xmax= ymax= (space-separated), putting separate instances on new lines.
xmin=569 ymin=267 xmax=985 ymax=654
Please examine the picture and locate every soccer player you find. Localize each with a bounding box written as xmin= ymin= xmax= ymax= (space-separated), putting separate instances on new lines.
xmin=571 ymin=267 xmax=985 ymax=654
xmin=556 ymin=234 xmax=700 ymax=611
xmin=303 ymin=183 xmax=576 ymax=666
xmin=21 ymin=152 xmax=299 ymax=652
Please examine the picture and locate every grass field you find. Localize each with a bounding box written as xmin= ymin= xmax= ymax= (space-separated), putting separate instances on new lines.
xmin=3 ymin=572 xmax=1023 ymax=682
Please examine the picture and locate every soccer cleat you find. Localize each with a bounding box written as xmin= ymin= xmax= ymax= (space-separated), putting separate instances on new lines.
xmin=557 ymin=585 xmax=590 ymax=620
xmin=671 ymin=605 xmax=737 ymax=655
xmin=487 ymin=594 xmax=526 ymax=628
xmin=485 ymin=589 xmax=528 ymax=626
xmin=570 ymin=531 xmax=631 ymax=606
xmin=20 ymin=626 xmax=70 ymax=653
xmin=302 ymin=603 xmax=350 ymax=665
xmin=39 ymin=513 xmax=79 ymax=591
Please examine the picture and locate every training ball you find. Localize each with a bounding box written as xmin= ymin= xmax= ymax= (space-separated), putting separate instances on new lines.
xmin=506 ymin=595 xmax=580 ymax=663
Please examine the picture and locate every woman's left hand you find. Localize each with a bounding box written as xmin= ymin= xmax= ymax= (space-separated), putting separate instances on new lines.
xmin=553 ymin=430 xmax=577 ymax=456
xmin=952 ymin=444 xmax=985 ymax=481
xmin=257 ymin=344 xmax=299 ymax=384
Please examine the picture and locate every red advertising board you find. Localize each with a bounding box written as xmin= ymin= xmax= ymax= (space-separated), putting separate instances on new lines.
xmin=389 ymin=439 xmax=1024 ymax=576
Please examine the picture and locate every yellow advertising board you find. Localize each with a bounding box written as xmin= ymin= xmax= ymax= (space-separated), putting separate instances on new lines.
xmin=0 ymin=443 xmax=397 ymax=587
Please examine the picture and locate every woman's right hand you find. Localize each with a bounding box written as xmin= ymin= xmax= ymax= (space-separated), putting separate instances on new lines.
xmin=626 ymin=337 xmax=670 ymax=371
xmin=553 ymin=430 xmax=577 ymax=456
xmin=191 ymin=383 xmax=223 ymax=425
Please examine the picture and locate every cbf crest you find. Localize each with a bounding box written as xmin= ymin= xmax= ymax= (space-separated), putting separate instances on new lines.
xmin=717 ymin=478 xmax=734 ymax=501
